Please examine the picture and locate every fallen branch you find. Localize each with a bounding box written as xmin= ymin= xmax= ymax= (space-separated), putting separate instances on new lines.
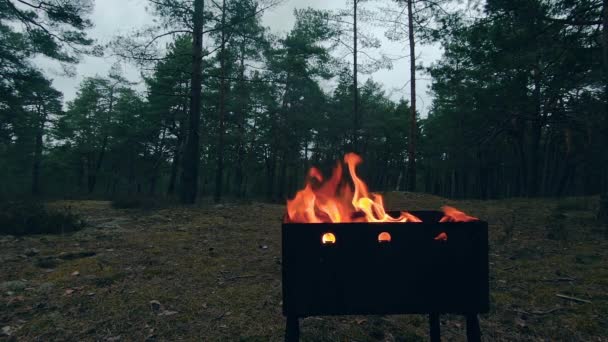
xmin=556 ymin=293 xmax=591 ymax=304
xmin=511 ymin=307 xmax=567 ymax=315
xmin=540 ymin=277 xmax=576 ymax=282
xmin=225 ymin=274 xmax=256 ymax=281
xmin=213 ymin=311 xmax=230 ymax=320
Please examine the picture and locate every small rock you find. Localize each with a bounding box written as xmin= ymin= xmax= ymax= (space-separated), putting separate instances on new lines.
xmin=144 ymin=334 xmax=157 ymax=342
xmin=58 ymin=251 xmax=96 ymax=260
xmin=35 ymin=257 xmax=59 ymax=268
xmin=259 ymin=245 xmax=268 ymax=250
xmin=1 ymin=326 xmax=12 ymax=336
xmin=71 ymin=271 xmax=80 ymax=276
xmin=65 ymin=289 xmax=75 ymax=295
xmin=158 ymin=310 xmax=178 ymax=316
xmin=202 ymin=303 xmax=208 ymax=309
xmin=24 ymin=248 xmax=40 ymax=256
xmin=32 ymin=302 xmax=46 ymax=310
xmin=149 ymin=300 xmax=162 ymax=311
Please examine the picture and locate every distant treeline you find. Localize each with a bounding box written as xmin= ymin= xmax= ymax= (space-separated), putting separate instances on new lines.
xmin=0 ymin=0 xmax=606 ymax=202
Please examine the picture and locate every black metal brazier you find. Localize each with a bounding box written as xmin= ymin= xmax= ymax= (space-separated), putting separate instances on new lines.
xmin=282 ymin=210 xmax=489 ymax=342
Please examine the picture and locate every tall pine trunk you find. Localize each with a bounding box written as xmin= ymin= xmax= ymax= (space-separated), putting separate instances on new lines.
xmin=180 ymin=0 xmax=204 ymax=204
xmin=31 ymin=105 xmax=44 ymax=195
xmin=599 ymin=0 xmax=608 ymax=224
xmin=353 ymin=0 xmax=359 ymax=152
xmin=528 ymin=58 xmax=542 ymax=197
xmin=406 ymin=0 xmax=417 ymax=191
xmin=168 ymin=97 xmax=188 ymax=195
xmin=214 ymin=0 xmax=227 ymax=203
xmin=235 ymin=45 xmax=247 ymax=198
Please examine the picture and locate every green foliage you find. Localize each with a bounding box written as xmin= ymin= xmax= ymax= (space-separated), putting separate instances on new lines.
xmin=1 ymin=0 xmax=605 ymax=204
xmin=422 ymin=0 xmax=605 ymax=199
xmin=0 ymin=0 xmax=94 ymax=63
xmin=0 ymin=201 xmax=84 ymax=236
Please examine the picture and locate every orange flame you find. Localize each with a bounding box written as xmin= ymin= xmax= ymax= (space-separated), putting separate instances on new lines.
xmin=434 ymin=232 xmax=448 ymax=241
xmin=286 ymin=153 xmax=422 ymax=223
xmin=440 ymin=206 xmax=478 ymax=222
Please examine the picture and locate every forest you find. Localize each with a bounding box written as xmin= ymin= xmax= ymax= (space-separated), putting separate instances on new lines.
xmin=1 ymin=0 xmax=606 ymax=205
xmin=0 ymin=0 xmax=607 ymax=341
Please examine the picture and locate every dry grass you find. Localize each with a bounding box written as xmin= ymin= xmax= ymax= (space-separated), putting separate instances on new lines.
xmin=0 ymin=194 xmax=606 ymax=341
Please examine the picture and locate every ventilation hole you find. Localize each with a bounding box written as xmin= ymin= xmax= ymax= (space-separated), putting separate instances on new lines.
xmin=321 ymin=232 xmax=336 ymax=245
xmin=378 ymin=232 xmax=392 ymax=243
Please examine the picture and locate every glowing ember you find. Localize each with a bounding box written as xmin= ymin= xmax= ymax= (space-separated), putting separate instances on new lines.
xmin=440 ymin=206 xmax=478 ymax=222
xmin=434 ymin=232 xmax=448 ymax=241
xmin=286 ymin=153 xmax=422 ymax=223
xmin=378 ymin=232 xmax=392 ymax=243
xmin=321 ymin=232 xmax=336 ymax=244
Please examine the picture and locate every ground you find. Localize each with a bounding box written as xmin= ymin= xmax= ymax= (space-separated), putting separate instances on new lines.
xmin=0 ymin=193 xmax=607 ymax=341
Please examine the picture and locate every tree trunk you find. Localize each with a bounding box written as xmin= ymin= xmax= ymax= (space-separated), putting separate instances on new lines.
xmin=77 ymin=155 xmax=85 ymax=193
xmin=599 ymin=0 xmax=608 ymax=225
xmin=149 ymin=127 xmax=166 ymax=195
xmin=167 ymin=146 xmax=180 ymax=195
xmin=180 ymin=0 xmax=204 ymax=204
xmin=527 ymin=53 xmax=542 ymax=197
xmin=31 ymin=105 xmax=44 ymax=196
xmin=89 ymin=86 xmax=115 ymax=195
xmin=88 ymin=134 xmax=108 ymax=194
xmin=214 ymin=0 xmax=227 ymax=204
xmin=406 ymin=0 xmax=417 ymax=191
xmin=168 ymin=100 xmax=188 ymax=195
xmin=235 ymin=45 xmax=247 ymax=198
xmin=266 ymin=151 xmax=276 ymax=201
xmin=278 ymin=149 xmax=287 ymax=201
xmin=353 ymin=0 xmax=359 ymax=152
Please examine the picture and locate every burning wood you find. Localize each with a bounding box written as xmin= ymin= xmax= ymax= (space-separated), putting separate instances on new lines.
xmin=286 ymin=153 xmax=477 ymax=224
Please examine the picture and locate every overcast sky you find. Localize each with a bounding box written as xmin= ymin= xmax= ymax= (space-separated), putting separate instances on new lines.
xmin=40 ymin=0 xmax=442 ymax=116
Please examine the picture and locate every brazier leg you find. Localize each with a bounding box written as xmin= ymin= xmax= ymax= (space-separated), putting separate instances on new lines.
xmin=285 ymin=316 xmax=299 ymax=342
xmin=429 ymin=313 xmax=440 ymax=342
xmin=466 ymin=314 xmax=481 ymax=342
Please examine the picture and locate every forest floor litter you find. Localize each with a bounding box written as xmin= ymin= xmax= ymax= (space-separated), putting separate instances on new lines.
xmin=0 ymin=193 xmax=606 ymax=341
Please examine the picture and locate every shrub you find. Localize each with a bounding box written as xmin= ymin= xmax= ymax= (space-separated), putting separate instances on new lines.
xmin=111 ymin=196 xmax=164 ymax=210
xmin=555 ymin=197 xmax=591 ymax=212
xmin=0 ymin=201 xmax=85 ymax=236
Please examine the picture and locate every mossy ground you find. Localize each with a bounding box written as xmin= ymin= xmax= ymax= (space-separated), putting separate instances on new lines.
xmin=0 ymin=194 xmax=606 ymax=341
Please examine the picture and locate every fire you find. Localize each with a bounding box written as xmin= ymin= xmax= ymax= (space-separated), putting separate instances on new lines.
xmin=321 ymin=232 xmax=336 ymax=244
xmin=286 ymin=153 xmax=422 ymax=223
xmin=440 ymin=206 xmax=478 ymax=222
xmin=434 ymin=232 xmax=448 ymax=241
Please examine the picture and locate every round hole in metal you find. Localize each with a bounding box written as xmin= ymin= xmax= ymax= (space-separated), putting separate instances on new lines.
xmin=321 ymin=232 xmax=336 ymax=245
xmin=378 ymin=232 xmax=392 ymax=243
